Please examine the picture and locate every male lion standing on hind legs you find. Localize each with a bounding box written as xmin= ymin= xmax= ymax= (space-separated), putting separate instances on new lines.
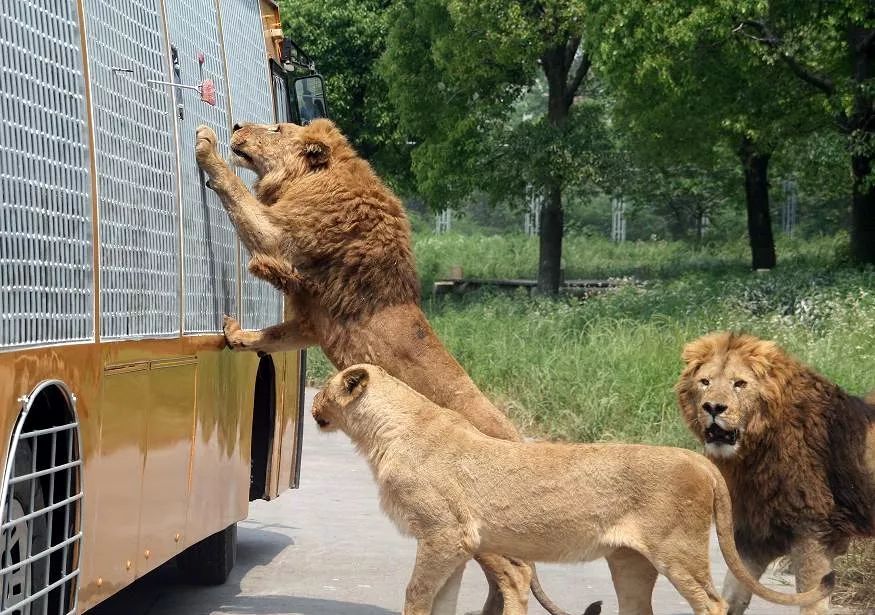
xmin=677 ymin=331 xmax=875 ymax=615
xmin=193 ymin=119 xmax=572 ymax=615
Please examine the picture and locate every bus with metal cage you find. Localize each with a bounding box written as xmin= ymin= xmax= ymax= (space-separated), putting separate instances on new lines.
xmin=0 ymin=1 xmax=328 ymax=612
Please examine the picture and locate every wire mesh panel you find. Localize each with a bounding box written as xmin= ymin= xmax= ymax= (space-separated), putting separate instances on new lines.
xmin=83 ymin=0 xmax=180 ymax=339
xmin=164 ymin=0 xmax=237 ymax=333
xmin=219 ymin=0 xmax=283 ymax=330
xmin=0 ymin=413 xmax=82 ymax=614
xmin=0 ymin=0 xmax=93 ymax=349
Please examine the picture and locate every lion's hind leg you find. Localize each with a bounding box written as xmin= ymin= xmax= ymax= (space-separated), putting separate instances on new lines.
xmin=791 ymin=537 xmax=835 ymax=615
xmin=607 ymin=548 xmax=658 ymax=615
xmin=658 ymin=548 xmax=727 ymax=615
xmin=403 ymin=535 xmax=470 ymax=615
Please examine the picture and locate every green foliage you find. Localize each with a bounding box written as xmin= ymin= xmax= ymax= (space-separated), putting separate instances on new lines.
xmin=379 ymin=0 xmax=612 ymax=208
xmin=280 ymin=0 xmax=412 ymax=187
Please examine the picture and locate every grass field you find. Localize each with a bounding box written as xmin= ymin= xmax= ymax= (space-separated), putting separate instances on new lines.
xmin=305 ymin=231 xmax=875 ymax=607
xmin=308 ymin=232 xmax=875 ymax=444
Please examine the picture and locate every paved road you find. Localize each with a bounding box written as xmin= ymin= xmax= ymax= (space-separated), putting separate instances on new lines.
xmin=90 ymin=389 xmax=799 ymax=615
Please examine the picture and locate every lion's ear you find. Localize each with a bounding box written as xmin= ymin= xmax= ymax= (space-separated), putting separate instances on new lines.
xmin=681 ymin=340 xmax=707 ymax=366
xmin=302 ymin=139 xmax=330 ymax=167
xmin=342 ymin=366 xmax=369 ymax=397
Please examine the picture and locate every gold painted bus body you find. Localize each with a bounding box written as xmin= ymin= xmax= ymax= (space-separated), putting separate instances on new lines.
xmin=0 ymin=0 xmax=307 ymax=610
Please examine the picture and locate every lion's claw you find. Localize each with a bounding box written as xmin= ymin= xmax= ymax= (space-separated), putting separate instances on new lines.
xmin=222 ymin=314 xmax=244 ymax=350
xmin=195 ymin=124 xmax=219 ymax=166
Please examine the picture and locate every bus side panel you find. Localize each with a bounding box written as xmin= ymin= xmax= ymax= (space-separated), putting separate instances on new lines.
xmin=277 ymin=350 xmax=304 ymax=491
xmin=183 ymin=349 xmax=253 ymax=549
xmin=137 ymin=360 xmax=197 ymax=575
xmin=87 ymin=367 xmax=149 ymax=605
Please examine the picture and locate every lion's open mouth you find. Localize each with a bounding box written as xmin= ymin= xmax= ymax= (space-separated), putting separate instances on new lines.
xmin=315 ymin=417 xmax=329 ymax=428
xmin=231 ymin=147 xmax=254 ymax=164
xmin=704 ymin=423 xmax=739 ymax=445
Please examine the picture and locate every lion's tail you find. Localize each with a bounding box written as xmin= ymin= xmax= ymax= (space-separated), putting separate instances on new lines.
xmin=530 ymin=564 xmax=602 ymax=615
xmin=711 ymin=466 xmax=835 ymax=607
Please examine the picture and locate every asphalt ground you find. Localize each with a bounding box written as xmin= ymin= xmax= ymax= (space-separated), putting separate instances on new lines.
xmin=89 ymin=389 xmax=800 ymax=615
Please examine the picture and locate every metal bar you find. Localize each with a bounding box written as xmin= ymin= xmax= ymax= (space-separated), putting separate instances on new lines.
xmin=0 ymin=533 xmax=82 ymax=577
xmin=18 ymin=424 xmax=77 ymax=440
xmin=0 ymin=569 xmax=79 ymax=615
xmin=0 ymin=494 xmax=82 ymax=531
xmin=8 ymin=460 xmax=82 ymax=486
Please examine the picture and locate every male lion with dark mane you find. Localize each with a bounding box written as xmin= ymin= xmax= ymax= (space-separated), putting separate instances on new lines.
xmin=193 ymin=119 xmax=570 ymax=615
xmin=676 ymin=331 xmax=875 ymax=615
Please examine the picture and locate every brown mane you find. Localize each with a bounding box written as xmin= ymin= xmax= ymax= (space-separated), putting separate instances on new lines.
xmin=677 ymin=331 xmax=875 ymax=560
xmin=255 ymin=119 xmax=420 ymax=322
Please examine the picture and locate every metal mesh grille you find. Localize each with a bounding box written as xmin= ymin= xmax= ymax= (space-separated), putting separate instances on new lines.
xmin=84 ymin=0 xmax=180 ymax=339
xmin=0 ymin=0 xmax=93 ymax=349
xmin=219 ymin=0 xmax=283 ymax=330
xmin=1 ymin=421 xmax=82 ymax=615
xmin=164 ymin=0 xmax=237 ymax=333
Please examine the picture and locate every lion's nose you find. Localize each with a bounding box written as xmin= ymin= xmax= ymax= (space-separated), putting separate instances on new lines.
xmin=703 ymin=402 xmax=727 ymax=416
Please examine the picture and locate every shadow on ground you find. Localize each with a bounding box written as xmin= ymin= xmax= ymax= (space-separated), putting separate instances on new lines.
xmin=87 ymin=525 xmax=396 ymax=615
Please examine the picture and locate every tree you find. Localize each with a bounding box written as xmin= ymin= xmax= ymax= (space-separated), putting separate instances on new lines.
xmin=381 ymin=0 xmax=604 ymax=294
xmin=594 ymin=2 xmax=835 ymax=269
xmin=280 ymin=0 xmax=412 ymax=188
xmin=729 ymin=1 xmax=875 ymax=263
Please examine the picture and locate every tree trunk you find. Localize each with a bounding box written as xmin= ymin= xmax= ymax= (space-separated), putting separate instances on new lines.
xmin=738 ymin=137 xmax=776 ymax=270
xmin=536 ymin=45 xmax=573 ymax=295
xmin=848 ymin=25 xmax=875 ymax=263
xmin=538 ymin=185 xmax=564 ymax=293
xmin=851 ymin=154 xmax=875 ymax=263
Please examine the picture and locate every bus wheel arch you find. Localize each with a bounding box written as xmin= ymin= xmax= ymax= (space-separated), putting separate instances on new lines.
xmin=1 ymin=380 xmax=83 ymax=614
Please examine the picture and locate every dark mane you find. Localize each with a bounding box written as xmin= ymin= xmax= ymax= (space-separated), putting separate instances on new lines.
xmin=826 ymin=392 xmax=875 ymax=537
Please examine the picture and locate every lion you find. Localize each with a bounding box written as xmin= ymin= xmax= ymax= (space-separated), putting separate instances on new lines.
xmin=676 ymin=331 xmax=875 ymax=615
xmin=312 ymin=363 xmax=834 ymax=615
xmin=193 ymin=120 xmax=565 ymax=615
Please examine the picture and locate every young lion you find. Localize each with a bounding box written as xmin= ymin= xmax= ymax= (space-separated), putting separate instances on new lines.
xmin=193 ymin=120 xmax=558 ymax=614
xmin=313 ymin=364 xmax=834 ymax=615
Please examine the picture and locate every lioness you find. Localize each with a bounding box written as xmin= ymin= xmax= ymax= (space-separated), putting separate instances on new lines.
xmin=677 ymin=331 xmax=875 ymax=615
xmin=312 ymin=364 xmax=834 ymax=615
xmin=193 ymin=120 xmax=558 ymax=615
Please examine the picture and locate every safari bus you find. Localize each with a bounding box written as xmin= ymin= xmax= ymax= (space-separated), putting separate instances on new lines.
xmin=0 ymin=1 xmax=327 ymax=612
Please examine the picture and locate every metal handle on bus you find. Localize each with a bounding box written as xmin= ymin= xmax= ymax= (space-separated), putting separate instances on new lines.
xmin=111 ymin=50 xmax=216 ymax=117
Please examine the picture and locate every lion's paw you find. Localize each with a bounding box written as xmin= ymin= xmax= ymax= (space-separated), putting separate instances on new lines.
xmin=195 ymin=125 xmax=219 ymax=164
xmin=222 ymin=315 xmax=245 ymax=350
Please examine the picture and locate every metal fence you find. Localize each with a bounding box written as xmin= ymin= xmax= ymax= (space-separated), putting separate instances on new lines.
xmin=219 ymin=0 xmax=284 ymax=331
xmin=164 ymin=0 xmax=238 ymax=333
xmin=0 ymin=0 xmax=93 ymax=348
xmin=84 ymin=0 xmax=181 ymax=339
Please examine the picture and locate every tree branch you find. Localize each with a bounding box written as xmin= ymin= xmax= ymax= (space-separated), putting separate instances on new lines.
xmin=565 ymin=51 xmax=591 ymax=107
xmin=564 ymin=35 xmax=581 ymax=70
xmin=733 ymin=20 xmax=836 ymax=96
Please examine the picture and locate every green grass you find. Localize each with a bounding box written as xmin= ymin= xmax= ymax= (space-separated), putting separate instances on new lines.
xmin=309 ymin=231 xmax=875 ymax=447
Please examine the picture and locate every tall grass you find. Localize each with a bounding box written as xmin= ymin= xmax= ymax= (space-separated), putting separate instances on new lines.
xmin=310 ymin=232 xmax=875 ymax=446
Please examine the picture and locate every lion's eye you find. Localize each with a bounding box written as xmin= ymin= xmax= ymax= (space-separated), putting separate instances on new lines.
xmin=734 ymin=380 xmax=747 ymax=389
xmin=699 ymin=378 xmax=710 ymax=386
